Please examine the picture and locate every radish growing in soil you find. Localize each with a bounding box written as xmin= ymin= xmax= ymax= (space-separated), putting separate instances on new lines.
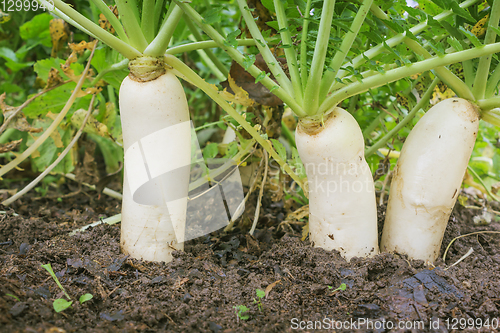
xmin=179 ymin=0 xmax=500 ymax=260
xmin=18 ymin=0 xmax=242 ymax=262
xmin=381 ymin=98 xmax=479 ymax=262
xmin=377 ymin=0 xmax=500 ymax=262
xmin=9 ymin=0 xmax=500 ymax=263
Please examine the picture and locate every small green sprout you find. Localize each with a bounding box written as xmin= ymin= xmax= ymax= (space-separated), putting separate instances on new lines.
xmin=79 ymin=293 xmax=93 ymax=303
xmin=53 ymin=298 xmax=73 ymax=313
xmin=328 ymin=282 xmax=347 ymax=293
xmin=253 ymin=289 xmax=265 ymax=311
xmin=233 ymin=305 xmax=249 ymax=321
xmin=6 ymin=294 xmax=20 ymax=301
xmin=41 ymin=263 xmax=93 ymax=313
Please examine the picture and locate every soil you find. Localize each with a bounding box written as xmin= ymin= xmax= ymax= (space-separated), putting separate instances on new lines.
xmin=1 ymin=179 xmax=500 ymax=333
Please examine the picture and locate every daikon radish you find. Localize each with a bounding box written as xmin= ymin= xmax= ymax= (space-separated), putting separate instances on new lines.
xmin=295 ymin=107 xmax=379 ymax=260
xmin=381 ymin=98 xmax=479 ymax=262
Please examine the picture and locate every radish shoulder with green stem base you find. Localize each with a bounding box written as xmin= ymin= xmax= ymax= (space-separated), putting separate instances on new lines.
xmin=295 ymin=107 xmax=379 ymax=261
xmin=380 ymin=98 xmax=479 ymax=262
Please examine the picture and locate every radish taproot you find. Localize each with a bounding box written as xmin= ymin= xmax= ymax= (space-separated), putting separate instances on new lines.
xmin=119 ymin=57 xmax=190 ymax=262
xmin=380 ymin=98 xmax=479 ymax=262
xmin=296 ymin=108 xmax=379 ymax=260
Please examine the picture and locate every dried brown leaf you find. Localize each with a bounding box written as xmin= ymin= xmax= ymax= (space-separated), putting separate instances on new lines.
xmin=50 ymin=19 xmax=69 ymax=57
xmin=264 ymin=280 xmax=281 ymax=298
xmin=220 ymin=54 xmax=284 ymax=107
xmin=0 ymin=139 xmax=22 ymax=153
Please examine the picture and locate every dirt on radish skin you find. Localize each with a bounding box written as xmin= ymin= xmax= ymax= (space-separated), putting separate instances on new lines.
xmin=1 ymin=188 xmax=500 ymax=332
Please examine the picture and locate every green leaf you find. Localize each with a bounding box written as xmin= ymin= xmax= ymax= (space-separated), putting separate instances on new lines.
xmin=53 ymin=299 xmax=73 ymax=313
xmin=202 ymin=8 xmax=222 ymax=25
xmin=261 ymin=0 xmax=275 ymax=13
xmin=233 ymin=305 xmax=249 ymax=320
xmin=225 ymin=141 xmax=239 ymax=158
xmin=429 ymin=0 xmax=451 ymax=10
xmin=0 ymin=47 xmax=17 ymax=62
xmin=19 ymin=13 xmax=52 ymax=47
xmin=88 ymin=133 xmax=123 ymax=174
xmin=290 ymin=147 xmax=306 ymax=178
xmin=447 ymin=37 xmax=463 ymax=51
xmin=224 ymin=29 xmax=241 ymax=48
xmin=79 ymin=293 xmax=93 ymax=304
xmin=488 ymin=25 xmax=500 ymax=37
xmin=255 ymin=71 xmax=269 ymax=84
xmin=266 ymin=21 xmax=279 ymax=30
xmin=23 ymin=84 xmax=90 ymax=118
xmin=34 ymin=58 xmax=65 ymax=81
xmin=450 ymin=1 xmax=475 ymax=23
xmin=255 ymin=289 xmax=265 ymax=299
xmin=402 ymin=6 xmax=426 ymax=19
xmin=459 ymin=26 xmax=483 ymax=48
xmin=243 ymin=54 xmax=256 ymax=70
xmin=5 ymin=60 xmax=34 ymax=72
xmin=203 ymin=142 xmax=219 ymax=159
xmin=270 ymin=138 xmax=286 ymax=162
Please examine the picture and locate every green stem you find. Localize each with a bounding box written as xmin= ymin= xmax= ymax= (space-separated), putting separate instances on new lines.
xmin=365 ymin=78 xmax=439 ymax=157
xmin=300 ymin=0 xmax=313 ymax=89
xmin=48 ymin=0 xmax=141 ymax=59
xmin=477 ymin=96 xmax=500 ymax=110
xmin=46 ymin=5 xmax=96 ymax=38
xmin=370 ymin=5 xmax=473 ymax=100
xmin=90 ymin=58 xmax=129 ymax=86
xmin=141 ymin=0 xmax=156 ymax=43
xmin=404 ymin=38 xmax=472 ymax=100
xmin=165 ymin=39 xmax=256 ymax=55
xmin=467 ymin=165 xmax=500 ymax=201
xmin=334 ymin=0 xmax=479 ymax=83
xmin=481 ymin=107 xmax=500 ymax=126
xmin=463 ymin=59 xmax=475 ymax=88
xmin=362 ymin=112 xmax=383 ymax=139
xmin=176 ymin=1 xmax=306 ymax=117
xmin=189 ymin=36 xmax=226 ymax=81
xmin=473 ymin=0 xmax=500 ymax=99
xmin=165 ymin=54 xmax=305 ymax=190
xmin=281 ymin=120 xmax=296 ymax=148
xmin=485 ymin=62 xmax=500 ymax=97
xmin=319 ymin=0 xmax=373 ymax=103
xmin=235 ymin=0 xmax=294 ymax=95
xmin=185 ymin=18 xmax=229 ymax=77
xmin=274 ymin=0 xmax=303 ymax=105
xmin=115 ymin=0 xmax=148 ymax=52
xmin=89 ymin=0 xmax=129 ymax=43
xmin=144 ymin=5 xmax=184 ymax=56
xmin=319 ymin=42 xmax=500 ymax=114
xmin=303 ymin=0 xmax=336 ymax=114
xmin=347 ymin=94 xmax=359 ymax=114
xmin=154 ymin=0 xmax=166 ymax=34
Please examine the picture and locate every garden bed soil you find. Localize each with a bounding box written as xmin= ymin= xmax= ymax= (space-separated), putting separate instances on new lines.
xmin=1 ymin=184 xmax=500 ymax=332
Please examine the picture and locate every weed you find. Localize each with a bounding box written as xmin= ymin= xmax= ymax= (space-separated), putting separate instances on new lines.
xmin=253 ymin=288 xmax=265 ymax=311
xmin=41 ymin=263 xmax=93 ymax=313
xmin=233 ymin=305 xmax=249 ymax=322
xmin=328 ymin=282 xmax=347 ymax=294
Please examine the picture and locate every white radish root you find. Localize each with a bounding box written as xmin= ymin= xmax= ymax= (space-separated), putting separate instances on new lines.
xmin=119 ymin=68 xmax=190 ymax=262
xmin=295 ymin=107 xmax=379 ymax=260
xmin=381 ymin=98 xmax=479 ymax=262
